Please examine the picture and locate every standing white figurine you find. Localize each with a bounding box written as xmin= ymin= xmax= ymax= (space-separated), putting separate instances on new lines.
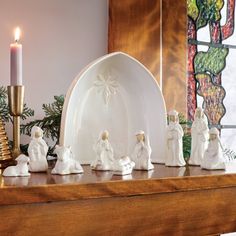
xmin=201 ymin=128 xmax=226 ymax=170
xmin=91 ymin=130 xmax=114 ymax=171
xmin=28 ymin=126 xmax=48 ymax=172
xmin=131 ymin=130 xmax=154 ymax=170
xmin=113 ymin=156 xmax=135 ymax=176
xmin=189 ymin=108 xmax=209 ymax=166
xmin=52 ymin=145 xmax=84 ymax=175
xmin=166 ymin=110 xmax=186 ymax=167
xmin=3 ymin=154 xmax=30 ymax=177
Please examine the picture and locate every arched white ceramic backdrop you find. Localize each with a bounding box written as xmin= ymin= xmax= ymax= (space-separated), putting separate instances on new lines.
xmin=60 ymin=52 xmax=167 ymax=164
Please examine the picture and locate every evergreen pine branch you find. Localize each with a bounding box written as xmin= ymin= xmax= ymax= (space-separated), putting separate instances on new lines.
xmin=21 ymin=95 xmax=64 ymax=154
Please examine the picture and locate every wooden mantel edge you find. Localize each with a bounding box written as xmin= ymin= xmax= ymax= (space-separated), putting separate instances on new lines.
xmin=0 ymin=173 xmax=236 ymax=206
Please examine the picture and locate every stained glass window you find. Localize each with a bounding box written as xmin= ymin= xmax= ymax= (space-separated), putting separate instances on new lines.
xmin=187 ymin=0 xmax=236 ymax=149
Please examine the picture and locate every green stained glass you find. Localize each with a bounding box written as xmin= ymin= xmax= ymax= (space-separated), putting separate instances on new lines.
xmin=187 ymin=0 xmax=199 ymax=20
xmin=196 ymin=0 xmax=224 ymax=28
xmin=194 ymin=47 xmax=228 ymax=75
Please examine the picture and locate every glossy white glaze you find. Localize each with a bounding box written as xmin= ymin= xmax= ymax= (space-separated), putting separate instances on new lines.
xmin=60 ymin=52 xmax=167 ymax=164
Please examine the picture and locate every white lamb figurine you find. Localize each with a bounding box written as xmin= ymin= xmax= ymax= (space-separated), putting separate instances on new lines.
xmin=51 ymin=145 xmax=84 ymax=175
xmin=3 ymin=154 xmax=30 ymax=177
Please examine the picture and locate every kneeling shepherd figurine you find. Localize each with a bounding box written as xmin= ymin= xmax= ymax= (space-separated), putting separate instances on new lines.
xmin=201 ymin=128 xmax=226 ymax=170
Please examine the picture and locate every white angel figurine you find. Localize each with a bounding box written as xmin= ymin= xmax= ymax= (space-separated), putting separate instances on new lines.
xmin=91 ymin=130 xmax=114 ymax=171
xmin=28 ymin=126 xmax=48 ymax=172
xmin=3 ymin=154 xmax=30 ymax=177
xmin=131 ymin=130 xmax=154 ymax=170
xmin=189 ymin=108 xmax=209 ymax=166
xmin=201 ymin=128 xmax=226 ymax=170
xmin=165 ymin=110 xmax=186 ymax=167
xmin=113 ymin=156 xmax=135 ymax=176
xmin=52 ymin=145 xmax=84 ymax=175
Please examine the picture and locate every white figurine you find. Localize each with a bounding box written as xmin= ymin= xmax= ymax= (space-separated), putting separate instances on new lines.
xmin=28 ymin=126 xmax=49 ymax=172
xmin=3 ymin=154 xmax=30 ymax=177
xmin=91 ymin=130 xmax=114 ymax=171
xmin=166 ymin=110 xmax=186 ymax=167
xmin=201 ymin=128 xmax=226 ymax=170
xmin=113 ymin=156 xmax=135 ymax=176
xmin=189 ymin=108 xmax=209 ymax=166
xmin=131 ymin=130 xmax=154 ymax=170
xmin=52 ymin=145 xmax=84 ymax=175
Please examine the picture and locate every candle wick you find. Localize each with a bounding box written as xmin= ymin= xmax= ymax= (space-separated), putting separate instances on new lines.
xmin=15 ymin=39 xmax=18 ymax=43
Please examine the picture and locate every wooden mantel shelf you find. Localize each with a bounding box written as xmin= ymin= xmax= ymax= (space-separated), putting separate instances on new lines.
xmin=0 ymin=164 xmax=236 ymax=236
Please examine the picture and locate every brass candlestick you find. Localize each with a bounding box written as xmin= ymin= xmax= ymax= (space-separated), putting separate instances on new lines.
xmin=7 ymin=85 xmax=24 ymax=159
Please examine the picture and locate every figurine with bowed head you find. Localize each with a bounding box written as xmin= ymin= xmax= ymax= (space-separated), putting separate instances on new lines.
xmin=28 ymin=126 xmax=48 ymax=172
xmin=189 ymin=108 xmax=209 ymax=166
xmin=165 ymin=110 xmax=186 ymax=167
xmin=113 ymin=156 xmax=135 ymax=176
xmin=3 ymin=154 xmax=30 ymax=177
xmin=91 ymin=130 xmax=114 ymax=171
xmin=201 ymin=127 xmax=226 ymax=170
xmin=52 ymin=145 xmax=83 ymax=175
xmin=131 ymin=130 xmax=154 ymax=170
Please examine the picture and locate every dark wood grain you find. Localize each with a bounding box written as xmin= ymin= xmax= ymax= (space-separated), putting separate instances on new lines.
xmin=0 ymin=186 xmax=236 ymax=235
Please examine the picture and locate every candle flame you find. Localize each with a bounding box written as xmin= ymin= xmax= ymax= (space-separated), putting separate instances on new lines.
xmin=14 ymin=27 xmax=21 ymax=42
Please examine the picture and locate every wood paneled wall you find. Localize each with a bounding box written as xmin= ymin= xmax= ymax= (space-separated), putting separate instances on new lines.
xmin=108 ymin=0 xmax=187 ymax=115
xmin=108 ymin=0 xmax=161 ymax=84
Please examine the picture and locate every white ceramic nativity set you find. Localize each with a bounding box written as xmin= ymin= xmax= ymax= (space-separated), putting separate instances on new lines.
xmin=2 ymin=52 xmax=230 ymax=178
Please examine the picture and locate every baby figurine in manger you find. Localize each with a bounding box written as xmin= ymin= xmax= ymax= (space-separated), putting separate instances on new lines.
xmin=91 ymin=130 xmax=114 ymax=171
xmin=113 ymin=156 xmax=135 ymax=176
xmin=201 ymin=127 xmax=226 ymax=170
xmin=131 ymin=130 xmax=154 ymax=171
xmin=165 ymin=110 xmax=186 ymax=167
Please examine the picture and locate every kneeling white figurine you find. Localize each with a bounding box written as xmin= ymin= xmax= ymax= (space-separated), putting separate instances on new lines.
xmin=52 ymin=145 xmax=84 ymax=175
xmin=131 ymin=130 xmax=154 ymax=170
xmin=201 ymin=128 xmax=226 ymax=170
xmin=113 ymin=156 xmax=135 ymax=176
xmin=3 ymin=154 xmax=30 ymax=177
xmin=91 ymin=130 xmax=114 ymax=171
xmin=28 ymin=126 xmax=48 ymax=172
xmin=165 ymin=110 xmax=186 ymax=167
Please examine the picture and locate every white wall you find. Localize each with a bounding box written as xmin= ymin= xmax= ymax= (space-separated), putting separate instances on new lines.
xmin=0 ymin=0 xmax=108 ymax=142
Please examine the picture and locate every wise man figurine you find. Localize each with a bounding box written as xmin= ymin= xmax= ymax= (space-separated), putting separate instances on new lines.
xmin=131 ymin=130 xmax=154 ymax=170
xmin=201 ymin=127 xmax=226 ymax=170
xmin=189 ymin=107 xmax=209 ymax=166
xmin=91 ymin=130 xmax=114 ymax=171
xmin=28 ymin=126 xmax=48 ymax=172
xmin=165 ymin=110 xmax=186 ymax=167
